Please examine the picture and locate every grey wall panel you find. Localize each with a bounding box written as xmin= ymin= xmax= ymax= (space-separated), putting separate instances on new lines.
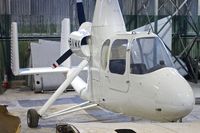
xmin=0 ymin=0 xmax=10 ymax=14
xmin=11 ymin=0 xmax=30 ymax=15
xmin=30 ymin=40 xmax=66 ymax=91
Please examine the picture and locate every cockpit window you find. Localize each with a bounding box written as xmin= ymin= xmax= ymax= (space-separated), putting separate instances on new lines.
xmin=130 ymin=37 xmax=173 ymax=74
xmin=109 ymin=39 xmax=128 ymax=75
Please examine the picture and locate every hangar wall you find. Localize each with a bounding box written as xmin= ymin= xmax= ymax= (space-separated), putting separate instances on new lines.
xmin=0 ymin=0 xmax=199 ymax=84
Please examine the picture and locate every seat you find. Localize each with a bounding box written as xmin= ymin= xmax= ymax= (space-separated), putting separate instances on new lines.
xmin=131 ymin=63 xmax=147 ymax=74
xmin=109 ymin=59 xmax=126 ymax=74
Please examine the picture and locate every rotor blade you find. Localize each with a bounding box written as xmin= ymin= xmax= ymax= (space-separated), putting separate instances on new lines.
xmin=52 ymin=49 xmax=73 ymax=68
xmin=76 ymin=0 xmax=86 ymax=25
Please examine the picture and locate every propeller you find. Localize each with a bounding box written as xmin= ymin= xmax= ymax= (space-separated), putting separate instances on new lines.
xmin=76 ymin=0 xmax=86 ymax=25
xmin=52 ymin=0 xmax=86 ymax=68
xmin=52 ymin=49 xmax=73 ymax=68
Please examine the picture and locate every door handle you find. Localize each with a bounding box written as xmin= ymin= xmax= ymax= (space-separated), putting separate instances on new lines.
xmin=126 ymin=80 xmax=130 ymax=84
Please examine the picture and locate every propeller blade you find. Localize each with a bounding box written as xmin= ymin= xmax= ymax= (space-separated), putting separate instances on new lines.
xmin=52 ymin=49 xmax=73 ymax=68
xmin=53 ymin=0 xmax=85 ymax=68
xmin=76 ymin=0 xmax=86 ymax=25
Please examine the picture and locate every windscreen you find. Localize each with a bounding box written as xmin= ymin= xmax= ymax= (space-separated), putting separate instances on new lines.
xmin=130 ymin=37 xmax=173 ymax=74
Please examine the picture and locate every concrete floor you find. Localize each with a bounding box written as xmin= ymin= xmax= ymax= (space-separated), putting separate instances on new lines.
xmin=0 ymin=82 xmax=200 ymax=133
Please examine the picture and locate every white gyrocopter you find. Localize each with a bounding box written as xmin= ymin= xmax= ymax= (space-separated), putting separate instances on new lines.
xmin=10 ymin=0 xmax=194 ymax=128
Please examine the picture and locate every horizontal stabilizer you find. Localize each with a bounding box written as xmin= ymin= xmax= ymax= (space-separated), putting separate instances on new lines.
xmin=18 ymin=67 xmax=69 ymax=76
xmin=10 ymin=22 xmax=69 ymax=76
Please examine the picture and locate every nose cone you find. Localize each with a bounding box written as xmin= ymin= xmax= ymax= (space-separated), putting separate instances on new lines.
xmin=173 ymin=84 xmax=194 ymax=118
xmin=155 ymin=68 xmax=194 ymax=121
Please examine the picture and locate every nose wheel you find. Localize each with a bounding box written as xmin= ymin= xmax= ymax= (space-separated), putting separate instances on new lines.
xmin=27 ymin=109 xmax=40 ymax=128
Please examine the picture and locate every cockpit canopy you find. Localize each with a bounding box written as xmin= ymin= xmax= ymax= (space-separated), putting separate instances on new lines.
xmin=101 ymin=33 xmax=174 ymax=75
xmin=130 ymin=37 xmax=173 ymax=74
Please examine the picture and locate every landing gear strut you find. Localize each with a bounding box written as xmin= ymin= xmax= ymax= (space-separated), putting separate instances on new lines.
xmin=26 ymin=60 xmax=90 ymax=128
xmin=27 ymin=109 xmax=40 ymax=128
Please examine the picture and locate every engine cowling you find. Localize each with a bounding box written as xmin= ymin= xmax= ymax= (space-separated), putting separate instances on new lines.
xmin=68 ymin=22 xmax=91 ymax=59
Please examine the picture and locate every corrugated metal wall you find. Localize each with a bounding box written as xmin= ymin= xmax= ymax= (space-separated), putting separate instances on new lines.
xmin=0 ymin=0 xmax=10 ymax=14
xmin=10 ymin=0 xmax=73 ymax=35
xmin=0 ymin=0 xmax=96 ymax=36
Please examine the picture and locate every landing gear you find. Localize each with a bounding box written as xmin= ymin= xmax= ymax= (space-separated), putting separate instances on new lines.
xmin=27 ymin=109 xmax=40 ymax=128
xmin=56 ymin=124 xmax=79 ymax=133
xmin=26 ymin=60 xmax=89 ymax=128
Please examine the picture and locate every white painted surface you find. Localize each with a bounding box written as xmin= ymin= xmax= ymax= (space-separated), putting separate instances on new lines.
xmin=10 ymin=22 xmax=20 ymax=75
xmin=38 ymin=60 xmax=88 ymax=115
xmin=10 ymin=20 xmax=70 ymax=76
xmin=60 ymin=18 xmax=71 ymax=68
xmin=66 ymin=0 xmax=195 ymax=122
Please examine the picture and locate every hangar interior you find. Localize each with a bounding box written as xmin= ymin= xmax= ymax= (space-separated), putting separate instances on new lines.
xmin=0 ymin=0 xmax=200 ymax=86
xmin=0 ymin=0 xmax=200 ymax=132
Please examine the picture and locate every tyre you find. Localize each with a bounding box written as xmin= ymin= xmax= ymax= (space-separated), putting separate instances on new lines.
xmin=27 ymin=109 xmax=40 ymax=128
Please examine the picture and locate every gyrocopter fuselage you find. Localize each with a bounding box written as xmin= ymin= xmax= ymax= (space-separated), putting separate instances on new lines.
xmin=61 ymin=0 xmax=194 ymax=123
xmin=10 ymin=0 xmax=194 ymax=128
xmin=67 ymin=25 xmax=194 ymax=123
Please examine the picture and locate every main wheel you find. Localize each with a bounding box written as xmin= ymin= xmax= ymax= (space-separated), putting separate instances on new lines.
xmin=27 ymin=109 xmax=40 ymax=128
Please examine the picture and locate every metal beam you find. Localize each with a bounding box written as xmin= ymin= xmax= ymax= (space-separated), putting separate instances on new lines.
xmin=154 ymin=0 xmax=158 ymax=33
xmin=0 ymin=36 xmax=60 ymax=41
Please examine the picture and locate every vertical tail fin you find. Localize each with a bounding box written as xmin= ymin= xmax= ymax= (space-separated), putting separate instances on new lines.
xmin=92 ymin=0 xmax=126 ymax=33
xmin=60 ymin=18 xmax=71 ymax=68
xmin=10 ymin=22 xmax=20 ymax=75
